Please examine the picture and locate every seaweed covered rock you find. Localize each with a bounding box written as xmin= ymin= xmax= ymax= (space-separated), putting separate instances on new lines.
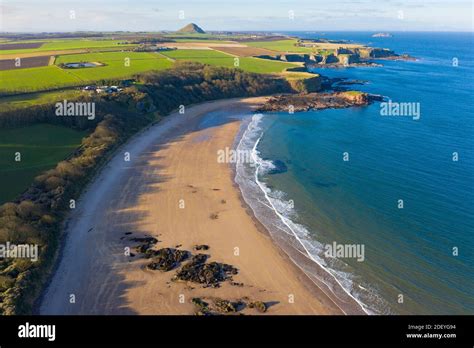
xmin=146 ymin=248 xmax=190 ymax=271
xmin=191 ymin=297 xmax=211 ymax=315
xmin=173 ymin=254 xmax=238 ymax=287
xmin=249 ymin=301 xmax=267 ymax=313
xmin=191 ymin=297 xmax=245 ymax=315
xmin=213 ymin=298 xmax=243 ymax=313
xmin=130 ymin=236 xmax=158 ymax=253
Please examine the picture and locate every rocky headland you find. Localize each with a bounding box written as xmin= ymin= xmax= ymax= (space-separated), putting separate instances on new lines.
xmin=257 ymin=91 xmax=383 ymax=113
xmin=258 ymin=44 xmax=414 ymax=68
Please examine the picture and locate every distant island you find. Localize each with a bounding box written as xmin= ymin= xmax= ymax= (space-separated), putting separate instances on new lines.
xmin=372 ymin=33 xmax=393 ymax=38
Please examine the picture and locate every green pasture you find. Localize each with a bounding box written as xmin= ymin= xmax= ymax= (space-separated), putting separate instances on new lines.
xmin=1 ymin=90 xmax=83 ymax=112
xmin=161 ymin=49 xmax=298 ymax=73
xmin=0 ymin=66 xmax=83 ymax=93
xmin=0 ymin=124 xmax=88 ymax=203
xmin=0 ymin=52 xmax=173 ymax=93
xmin=55 ymin=51 xmax=173 ymax=82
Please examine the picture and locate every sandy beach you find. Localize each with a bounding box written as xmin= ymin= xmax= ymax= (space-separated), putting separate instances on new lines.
xmin=40 ymin=97 xmax=342 ymax=315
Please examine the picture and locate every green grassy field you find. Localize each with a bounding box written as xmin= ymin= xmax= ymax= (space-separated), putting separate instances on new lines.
xmin=237 ymin=57 xmax=299 ymax=74
xmin=1 ymin=90 xmax=83 ymax=112
xmin=161 ymin=49 xmax=298 ymax=73
xmin=160 ymin=49 xmax=231 ymax=60
xmin=0 ymin=39 xmax=136 ymax=55
xmin=55 ymin=51 xmax=173 ymax=81
xmin=0 ymin=52 xmax=173 ymax=93
xmin=245 ymin=39 xmax=313 ymax=53
xmin=0 ymin=124 xmax=88 ymax=203
xmin=0 ymin=66 xmax=83 ymax=93
xmin=316 ymin=49 xmax=335 ymax=56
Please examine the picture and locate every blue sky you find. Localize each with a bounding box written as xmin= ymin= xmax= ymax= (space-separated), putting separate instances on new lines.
xmin=1 ymin=0 xmax=472 ymax=32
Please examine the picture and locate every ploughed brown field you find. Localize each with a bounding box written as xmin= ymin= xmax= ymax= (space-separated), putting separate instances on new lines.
xmin=0 ymin=55 xmax=50 ymax=70
xmin=213 ymin=46 xmax=277 ymax=57
xmin=0 ymin=49 xmax=88 ymax=60
xmin=0 ymin=42 xmax=44 ymax=50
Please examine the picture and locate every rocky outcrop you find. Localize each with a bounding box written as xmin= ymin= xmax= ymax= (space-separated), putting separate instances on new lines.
xmin=255 ymin=42 xmax=411 ymax=69
xmin=356 ymin=47 xmax=396 ymax=59
xmin=130 ymin=236 xmax=159 ymax=253
xmin=337 ymin=54 xmax=360 ymax=66
xmin=257 ymin=91 xmax=375 ymax=113
xmin=340 ymin=91 xmax=369 ymax=105
xmin=172 ymin=254 xmax=238 ymax=288
xmin=321 ymin=54 xmax=339 ymax=64
xmin=146 ymin=248 xmax=190 ymax=271
xmin=213 ymin=298 xmax=243 ymax=313
xmin=191 ymin=297 xmax=272 ymax=315
xmin=248 ymin=301 xmax=267 ymax=313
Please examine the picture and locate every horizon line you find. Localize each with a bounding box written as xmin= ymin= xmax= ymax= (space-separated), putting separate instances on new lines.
xmin=1 ymin=29 xmax=473 ymax=34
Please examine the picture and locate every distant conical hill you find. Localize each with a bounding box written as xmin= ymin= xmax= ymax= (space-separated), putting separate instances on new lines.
xmin=177 ymin=23 xmax=205 ymax=34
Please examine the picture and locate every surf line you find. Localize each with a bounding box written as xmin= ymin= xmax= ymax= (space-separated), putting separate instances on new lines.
xmin=238 ymin=113 xmax=370 ymax=315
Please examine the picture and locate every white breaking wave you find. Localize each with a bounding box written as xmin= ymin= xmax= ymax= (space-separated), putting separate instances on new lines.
xmin=234 ymin=113 xmax=388 ymax=315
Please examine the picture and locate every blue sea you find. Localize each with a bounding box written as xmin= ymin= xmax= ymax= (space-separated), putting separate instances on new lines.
xmin=235 ymin=32 xmax=474 ymax=314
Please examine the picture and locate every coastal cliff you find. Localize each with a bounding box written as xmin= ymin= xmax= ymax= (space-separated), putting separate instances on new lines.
xmin=257 ymin=91 xmax=378 ymax=113
xmin=257 ymin=44 xmax=413 ymax=68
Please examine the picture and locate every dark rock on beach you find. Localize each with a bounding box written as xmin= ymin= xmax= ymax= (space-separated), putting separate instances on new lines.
xmin=191 ymin=297 xmax=211 ymax=315
xmin=213 ymin=298 xmax=244 ymax=313
xmin=130 ymin=236 xmax=159 ymax=253
xmin=129 ymin=236 xmax=158 ymax=244
xmin=193 ymin=244 xmax=210 ymax=251
xmin=146 ymin=248 xmax=190 ymax=271
xmin=173 ymin=254 xmax=238 ymax=287
xmin=248 ymin=301 xmax=267 ymax=313
xmin=191 ymin=296 xmax=271 ymax=315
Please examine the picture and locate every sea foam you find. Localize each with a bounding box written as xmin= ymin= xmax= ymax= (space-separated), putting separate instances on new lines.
xmin=234 ymin=113 xmax=386 ymax=315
